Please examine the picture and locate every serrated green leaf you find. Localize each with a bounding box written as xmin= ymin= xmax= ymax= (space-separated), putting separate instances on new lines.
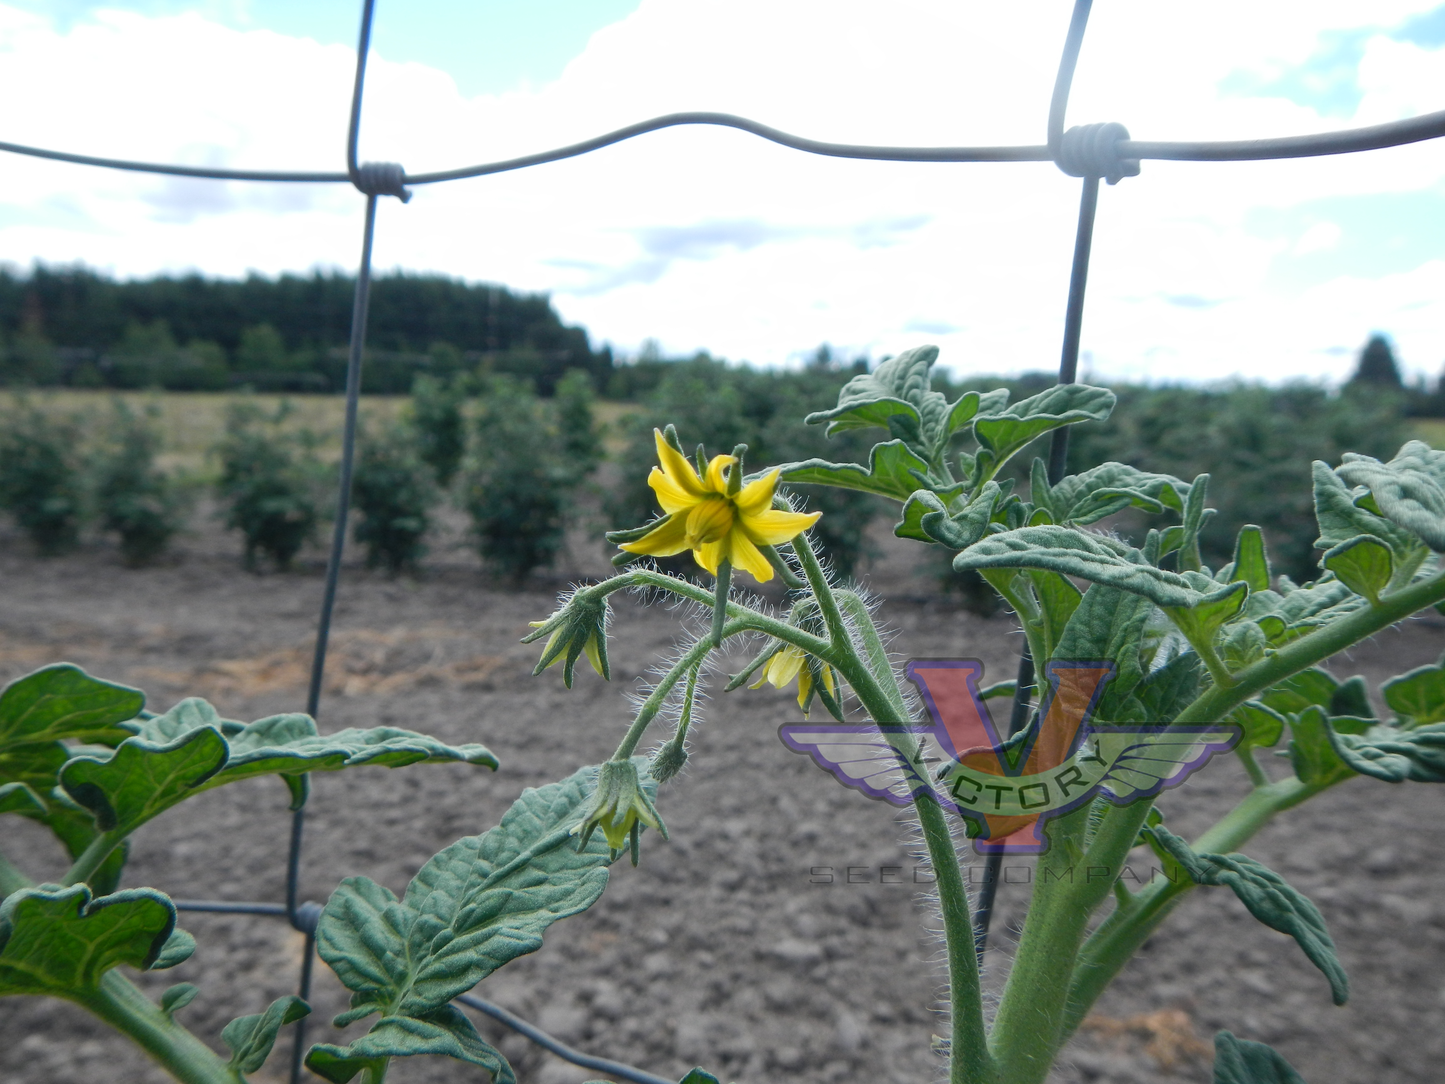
xmin=306 ymin=1005 xmax=513 ymax=1084
xmin=1147 ymin=827 xmax=1347 ymax=1005
xmin=1336 ymin=441 xmax=1445 ymax=551
xmin=1212 ymin=1031 xmax=1308 ymax=1084
xmin=778 ymin=439 xmax=937 ymax=502
xmin=222 ymin=994 xmax=310 ymax=1075
xmin=0 ymin=664 xmax=143 ymax=754
xmin=1052 ymin=584 xmax=1152 ymax=721
xmin=1326 ymin=720 xmax=1445 ymax=782
xmin=60 ymin=698 xmax=498 ymax=839
xmin=1322 ymin=535 xmax=1393 ymax=605
xmin=318 ymin=763 xmax=643 ymax=1022
xmin=1287 ymin=706 xmax=1368 ymax=789
xmin=971 ymin=384 xmax=1116 ymax=481
xmin=1030 ymin=459 xmax=1190 ymax=527
xmin=160 ymin=982 xmax=199 ymax=1018
xmin=1231 ymin=701 xmax=1286 ymax=750
xmin=0 ymin=884 xmax=177 ymax=995
xmin=1383 ymin=662 xmax=1445 ymax=725
xmin=953 ymin=525 xmax=1245 ymax=611
xmin=1230 ymin=525 xmax=1270 ymax=594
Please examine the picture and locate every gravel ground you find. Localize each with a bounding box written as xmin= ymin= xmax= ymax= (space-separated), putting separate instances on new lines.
xmin=3 ymin=512 xmax=1445 ymax=1084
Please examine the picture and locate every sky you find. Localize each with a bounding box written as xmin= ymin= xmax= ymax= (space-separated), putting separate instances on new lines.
xmin=3 ymin=1 xmax=1445 ymax=385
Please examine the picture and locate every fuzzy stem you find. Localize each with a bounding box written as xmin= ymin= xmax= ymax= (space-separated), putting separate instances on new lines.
xmin=1237 ymin=746 xmax=1269 ymax=788
xmin=789 ymin=531 xmax=851 ymax=649
xmin=711 ymin=561 xmax=731 ymax=647
xmin=75 ymin=971 xmax=240 ymax=1084
xmin=63 ymin=830 xmax=124 ymax=888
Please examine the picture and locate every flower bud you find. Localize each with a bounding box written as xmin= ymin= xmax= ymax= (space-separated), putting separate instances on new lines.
xmin=523 ymin=588 xmax=610 ymax=687
xmin=573 ymin=759 xmax=668 ymax=862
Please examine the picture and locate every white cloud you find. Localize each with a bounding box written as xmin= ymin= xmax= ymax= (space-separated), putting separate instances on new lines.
xmin=2 ymin=0 xmax=1444 ymax=383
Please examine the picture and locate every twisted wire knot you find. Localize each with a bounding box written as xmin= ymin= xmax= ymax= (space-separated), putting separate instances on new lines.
xmin=1056 ymin=122 xmax=1140 ymax=185
xmin=353 ymin=161 xmax=412 ymax=202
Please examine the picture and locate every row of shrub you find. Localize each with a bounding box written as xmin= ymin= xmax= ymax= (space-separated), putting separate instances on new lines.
xmin=0 ymin=360 xmax=1415 ymax=590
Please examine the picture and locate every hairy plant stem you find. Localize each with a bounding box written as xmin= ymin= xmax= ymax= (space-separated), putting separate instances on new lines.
xmin=793 ymin=534 xmax=993 ymax=1084
xmin=0 ymin=849 xmax=33 ymax=896
xmin=991 ymin=568 xmax=1445 ymax=1082
xmin=63 ymin=829 xmax=125 ymax=887
xmin=76 ymin=971 xmax=240 ymax=1084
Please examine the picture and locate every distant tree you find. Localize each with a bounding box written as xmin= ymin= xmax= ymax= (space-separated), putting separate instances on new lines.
xmin=1349 ymin=333 xmax=1402 ymax=387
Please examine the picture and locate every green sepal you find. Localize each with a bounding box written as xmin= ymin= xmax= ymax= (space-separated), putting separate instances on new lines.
xmin=1212 ymin=1031 xmax=1308 ymax=1084
xmin=953 ymin=526 xmax=1246 ymax=612
xmin=222 ymin=994 xmax=311 ymax=1075
xmin=1326 ymin=720 xmax=1445 ymax=782
xmin=0 ymin=664 xmax=144 ymax=754
xmin=1229 ymin=525 xmax=1270 ymax=593
xmin=1230 ymin=701 xmax=1286 ymax=750
xmin=1321 ymin=535 xmax=1393 ymax=604
xmin=1287 ymin=705 xmax=1368 ymax=789
xmin=1030 ymin=459 xmax=1192 ymax=527
xmin=971 ymin=384 xmax=1116 ymax=483
xmin=317 ymin=763 xmax=637 ymax=1022
xmin=160 ymin=982 xmax=199 ymax=1019
xmin=1383 ymin=660 xmax=1445 ymax=725
xmin=60 ymin=698 xmax=498 ymax=837
xmin=779 ymin=439 xmax=937 ymax=502
xmin=1336 ymin=440 xmax=1445 ymax=551
xmin=1146 ymin=827 xmax=1348 ymax=1005
xmin=524 ymin=588 xmax=611 ymax=687
xmin=307 ymin=1005 xmax=514 ymax=1084
xmin=0 ymin=883 xmax=179 ymax=995
xmin=605 ymin=519 xmax=665 ymax=544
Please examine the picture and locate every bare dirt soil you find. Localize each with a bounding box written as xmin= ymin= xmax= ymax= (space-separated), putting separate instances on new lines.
xmin=3 ymin=510 xmax=1445 ymax=1084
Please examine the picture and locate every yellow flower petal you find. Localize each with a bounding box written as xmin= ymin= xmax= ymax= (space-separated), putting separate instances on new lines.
xmin=796 ymin=664 xmax=813 ymax=711
xmin=694 ymin=538 xmax=725 ymax=575
xmin=653 ymin=430 xmax=707 ymax=499
xmin=620 ymin=513 xmax=691 ymax=557
xmin=703 ymin=454 xmax=735 ymax=495
xmin=686 ymin=497 xmax=734 ymax=545
xmin=583 ymin=631 xmax=604 ymax=677
xmin=734 ymin=469 xmax=779 ymax=515
xmin=726 ymin=528 xmax=775 ymax=582
xmin=739 ymin=507 xmax=822 ymax=547
xmin=648 ymin=465 xmax=700 ymax=515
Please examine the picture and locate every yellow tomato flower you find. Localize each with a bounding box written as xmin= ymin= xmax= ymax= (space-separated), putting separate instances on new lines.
xmin=751 ymin=643 xmax=836 ymax=712
xmin=619 ymin=430 xmax=820 ymax=581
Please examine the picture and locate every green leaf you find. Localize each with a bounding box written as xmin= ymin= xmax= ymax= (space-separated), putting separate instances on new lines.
xmin=0 ymin=664 xmax=143 ymax=754
xmin=0 ymin=884 xmax=177 ymax=995
xmin=160 ymin=982 xmax=199 ymax=1019
xmin=1133 ymin=652 xmax=1205 ymax=725
xmin=318 ymin=763 xmax=640 ymax=1022
xmin=1229 ymin=525 xmax=1270 ymax=594
xmin=1174 ymin=474 xmax=1214 ymax=573
xmin=1326 ymin=720 xmax=1445 ymax=782
xmin=1287 ymin=705 xmax=1368 ymax=789
xmin=1212 ymin=1031 xmax=1308 ymax=1084
xmin=897 ymin=482 xmax=1000 ymax=547
xmin=1147 ymin=828 xmax=1348 ymax=1005
xmin=60 ymin=698 xmax=498 ymax=837
xmin=953 ymin=525 xmax=1245 ymax=611
xmin=1328 ymin=675 xmax=1373 ymax=720
xmin=1382 ymin=661 xmax=1445 ymax=726
xmin=1244 ymin=579 xmax=1367 ymax=646
xmin=1031 ymin=459 xmax=1191 ymax=526
xmin=779 ymin=439 xmax=937 ymax=502
xmin=1230 ymin=701 xmax=1286 ymax=750
xmin=1221 ymin=620 xmax=1266 ymax=672
xmin=1321 ymin=535 xmax=1393 ymax=604
xmin=1312 ymin=461 xmax=1422 ymax=560
xmin=1260 ymin=669 xmax=1338 ymax=715
xmin=150 ymin=927 xmax=196 ymax=970
xmin=1163 ymin=576 xmax=1247 ymax=658
xmin=222 ymin=994 xmax=311 ymax=1075
xmin=972 ymin=384 xmax=1115 ymax=481
xmin=307 ymin=1005 xmax=513 ymax=1084
xmin=1028 ymin=569 xmax=1083 ymax=661
xmin=0 ymin=781 xmax=45 ymax=816
xmin=1051 ymin=584 xmax=1150 ymax=714
xmin=678 ymin=1072 xmax=724 ymax=1084
xmin=1336 ymin=441 xmax=1445 ymax=551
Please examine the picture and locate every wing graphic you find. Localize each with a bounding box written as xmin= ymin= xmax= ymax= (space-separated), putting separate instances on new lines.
xmin=1089 ymin=726 xmax=1241 ymax=804
xmin=777 ymin=724 xmax=942 ymax=807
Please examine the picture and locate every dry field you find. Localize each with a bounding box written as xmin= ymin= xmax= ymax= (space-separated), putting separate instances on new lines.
xmin=2 ymin=501 xmax=1444 ymax=1084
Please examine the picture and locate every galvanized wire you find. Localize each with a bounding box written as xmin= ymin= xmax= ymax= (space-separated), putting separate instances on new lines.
xmin=9 ymin=0 xmax=1445 ymax=1078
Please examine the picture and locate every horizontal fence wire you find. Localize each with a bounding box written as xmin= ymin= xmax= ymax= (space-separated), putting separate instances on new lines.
xmin=10 ymin=0 xmax=1445 ymax=1080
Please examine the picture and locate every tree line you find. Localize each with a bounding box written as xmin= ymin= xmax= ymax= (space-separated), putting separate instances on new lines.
xmin=0 ymin=265 xmax=610 ymax=395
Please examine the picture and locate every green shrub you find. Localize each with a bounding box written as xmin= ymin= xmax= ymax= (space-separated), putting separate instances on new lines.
xmin=555 ymin=368 xmax=604 ymax=472
xmin=0 ymin=400 xmax=85 ymax=554
xmin=409 ymin=373 xmax=467 ymax=487
xmin=214 ymin=401 xmax=322 ymax=571
xmin=351 ymin=423 xmax=437 ymax=573
xmin=463 ymin=377 xmax=574 ymax=582
xmin=92 ymin=400 xmax=186 ymax=565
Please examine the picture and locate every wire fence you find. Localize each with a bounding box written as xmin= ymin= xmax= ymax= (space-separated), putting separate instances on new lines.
xmin=7 ymin=0 xmax=1444 ymax=1080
